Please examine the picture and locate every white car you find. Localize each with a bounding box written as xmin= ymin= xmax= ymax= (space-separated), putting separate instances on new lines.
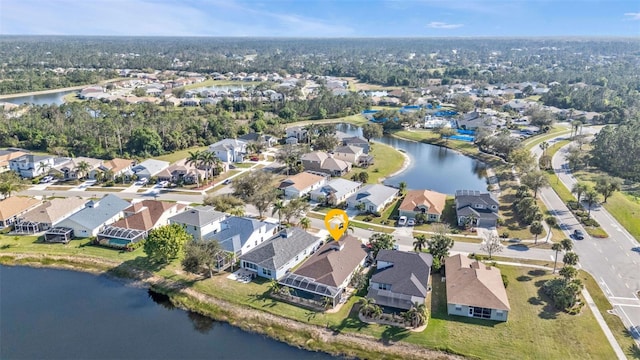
xmin=407 ymin=218 xmax=416 ymax=226
xmin=398 ymin=216 xmax=407 ymax=226
xmin=136 ymin=178 xmax=148 ymax=186
xmin=40 ymin=176 xmax=54 ymax=183
xmin=158 ymin=181 xmax=169 ymax=188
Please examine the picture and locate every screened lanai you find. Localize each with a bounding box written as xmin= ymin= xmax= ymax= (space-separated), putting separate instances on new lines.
xmin=278 ymin=273 xmax=342 ymax=307
xmin=97 ymin=226 xmax=146 ymax=249
xmin=44 ymin=227 xmax=74 ymax=243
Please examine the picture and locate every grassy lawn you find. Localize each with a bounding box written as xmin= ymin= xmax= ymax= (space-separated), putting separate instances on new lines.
xmin=522 ymin=127 xmax=571 ymax=150
xmin=153 ymin=145 xmax=209 ymax=164
xmin=231 ymin=163 xmax=255 ymax=169
xmin=289 ymin=114 xmax=369 ymax=128
xmin=580 ymin=271 xmax=640 ymax=359
xmin=603 ymin=192 xmax=640 ymax=242
xmin=46 ymin=185 xmax=76 ymax=190
xmin=86 ymin=187 xmax=121 ymax=192
xmin=346 ymin=142 xmax=405 ymax=184
xmin=391 ymin=129 xmax=480 ymax=155
xmin=353 ymin=198 xmax=401 ymax=226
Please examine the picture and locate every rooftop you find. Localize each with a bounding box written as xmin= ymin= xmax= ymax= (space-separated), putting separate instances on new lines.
xmin=445 ymin=254 xmax=510 ymax=311
xmin=279 ymin=172 xmax=326 ymax=192
xmin=240 ymin=228 xmax=320 ymax=270
xmin=399 ymin=189 xmax=447 ymax=215
xmin=169 ymin=206 xmax=226 ymax=228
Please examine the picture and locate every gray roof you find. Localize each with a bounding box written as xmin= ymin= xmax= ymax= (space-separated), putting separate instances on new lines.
xmin=169 ymin=206 xmax=226 ymax=227
xmin=370 ymin=250 xmax=433 ymax=298
xmin=209 ymin=138 xmax=247 ymax=151
xmin=58 ymin=194 xmax=129 ymax=231
xmin=12 ymin=154 xmax=54 ymax=164
xmin=132 ymin=159 xmax=170 ymax=177
xmin=205 ymin=216 xmax=277 ymax=253
xmin=311 ymin=178 xmax=361 ymax=200
xmin=240 ymin=228 xmax=320 ymax=270
xmin=350 ymin=184 xmax=398 ymax=207
xmin=334 ymin=145 xmax=362 ymax=155
xmin=455 ymin=190 xmax=498 ymax=207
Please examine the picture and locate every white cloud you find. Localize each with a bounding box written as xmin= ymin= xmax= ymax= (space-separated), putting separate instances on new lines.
xmin=624 ymin=12 xmax=640 ymax=20
xmin=427 ymin=21 xmax=463 ymax=29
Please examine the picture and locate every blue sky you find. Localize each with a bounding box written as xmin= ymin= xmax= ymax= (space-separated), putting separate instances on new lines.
xmin=1 ymin=0 xmax=638 ymax=37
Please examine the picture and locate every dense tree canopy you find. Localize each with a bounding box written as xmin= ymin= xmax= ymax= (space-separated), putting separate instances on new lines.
xmin=591 ymin=123 xmax=640 ymax=181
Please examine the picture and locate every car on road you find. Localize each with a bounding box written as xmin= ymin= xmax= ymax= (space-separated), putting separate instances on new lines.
xmin=632 ymin=247 xmax=640 ymax=253
xmin=398 ymin=216 xmax=407 ymax=226
xmin=573 ymin=229 xmax=585 ymax=240
xmin=222 ymin=179 xmax=232 ymax=185
xmin=40 ymin=176 xmax=54 ymax=183
xmin=407 ymin=218 xmax=416 ymax=226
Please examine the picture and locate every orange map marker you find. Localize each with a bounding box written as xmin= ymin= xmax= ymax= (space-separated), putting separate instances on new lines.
xmin=324 ymin=209 xmax=349 ymax=241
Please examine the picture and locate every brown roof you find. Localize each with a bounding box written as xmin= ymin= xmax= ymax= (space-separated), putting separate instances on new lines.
xmin=112 ymin=200 xmax=184 ymax=231
xmin=301 ymin=151 xmax=329 ymax=163
xmin=21 ymin=198 xmax=87 ymax=224
xmin=399 ymin=189 xmax=447 ymax=215
xmin=0 ymin=197 xmax=42 ymax=221
xmin=0 ymin=150 xmax=28 ymax=168
xmin=293 ymin=235 xmax=367 ymax=288
xmin=103 ymin=158 xmax=133 ymax=173
xmin=445 ymin=254 xmax=510 ymax=311
xmin=322 ymin=157 xmax=350 ymax=171
xmin=279 ymin=172 xmax=325 ymax=191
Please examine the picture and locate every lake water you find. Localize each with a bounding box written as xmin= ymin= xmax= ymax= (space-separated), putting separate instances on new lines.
xmin=337 ymin=123 xmax=487 ymax=194
xmin=1 ymin=90 xmax=75 ymax=106
xmin=0 ymin=265 xmax=336 ymax=360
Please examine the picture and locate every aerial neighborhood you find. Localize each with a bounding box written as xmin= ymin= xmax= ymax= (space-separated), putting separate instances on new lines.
xmin=0 ymin=36 xmax=638 ymax=360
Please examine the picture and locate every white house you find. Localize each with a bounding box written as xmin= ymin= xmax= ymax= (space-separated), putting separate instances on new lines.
xmin=55 ymin=195 xmax=130 ymax=238
xmin=168 ymin=206 xmax=227 ymax=240
xmin=204 ymin=216 xmax=278 ymax=256
xmin=9 ymin=154 xmax=56 ymax=178
xmin=310 ymin=178 xmax=362 ymax=205
xmin=346 ymin=184 xmax=399 ymax=214
xmin=208 ymin=139 xmax=248 ymax=163
xmin=278 ymin=171 xmax=328 ymax=199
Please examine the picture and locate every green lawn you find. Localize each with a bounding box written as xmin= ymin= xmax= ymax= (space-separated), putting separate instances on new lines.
xmin=522 ymin=127 xmax=571 ymax=151
xmin=345 ymin=142 xmax=406 ymax=184
xmin=153 ymin=145 xmax=209 ymax=164
xmin=392 ymin=129 xmax=480 ymax=155
xmin=603 ymin=192 xmax=640 ymax=242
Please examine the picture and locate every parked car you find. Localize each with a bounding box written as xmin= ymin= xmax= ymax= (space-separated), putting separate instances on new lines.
xmin=222 ymin=179 xmax=232 ymax=185
xmin=573 ymin=229 xmax=585 ymax=240
xmin=631 ymin=247 xmax=640 ymax=253
xmin=158 ymin=181 xmax=169 ymax=188
xmin=136 ymin=178 xmax=148 ymax=186
xmin=407 ymin=218 xmax=416 ymax=226
xmin=398 ymin=216 xmax=407 ymax=226
xmin=40 ymin=176 xmax=54 ymax=183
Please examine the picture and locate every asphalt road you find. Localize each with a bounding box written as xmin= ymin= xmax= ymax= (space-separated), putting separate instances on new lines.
xmin=531 ymin=131 xmax=640 ymax=342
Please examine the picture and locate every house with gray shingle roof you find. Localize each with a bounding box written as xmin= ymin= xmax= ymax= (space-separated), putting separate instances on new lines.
xmin=203 ymin=216 xmax=278 ymax=256
xmin=9 ymin=154 xmax=57 ymax=178
xmin=54 ymin=194 xmax=130 ymax=237
xmin=455 ymin=190 xmax=499 ymax=228
xmin=132 ymin=159 xmax=170 ymax=180
xmin=168 ymin=206 xmax=227 ymax=240
xmin=208 ymin=139 xmax=248 ymax=163
xmin=368 ymin=250 xmax=433 ymax=310
xmin=310 ymin=178 xmax=362 ymax=205
xmin=346 ymin=184 xmax=399 ymax=214
xmin=240 ymin=227 xmax=322 ymax=280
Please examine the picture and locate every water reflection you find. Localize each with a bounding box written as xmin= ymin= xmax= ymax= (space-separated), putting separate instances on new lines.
xmin=148 ymin=289 xmax=176 ymax=310
xmin=187 ymin=311 xmax=218 ymax=334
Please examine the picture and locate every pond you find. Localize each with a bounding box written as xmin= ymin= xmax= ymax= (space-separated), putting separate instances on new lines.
xmin=337 ymin=123 xmax=488 ymax=194
xmin=1 ymin=90 xmax=76 ymax=106
xmin=0 ymin=265 xmax=337 ymax=359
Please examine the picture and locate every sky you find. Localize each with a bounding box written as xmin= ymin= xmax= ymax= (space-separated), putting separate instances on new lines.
xmin=0 ymin=0 xmax=639 ymax=37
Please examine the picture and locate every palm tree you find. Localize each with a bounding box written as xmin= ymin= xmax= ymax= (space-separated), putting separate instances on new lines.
xmin=560 ymin=238 xmax=573 ymax=252
xmin=539 ymin=141 xmax=549 ymax=155
xmin=559 ymin=265 xmax=577 ymax=281
xmin=37 ymin=161 xmax=51 ymax=176
xmin=563 ymin=251 xmax=579 ymax=266
xmin=552 ymin=243 xmax=563 ymax=273
xmin=413 ymin=234 xmax=428 ymax=252
xmin=186 ymin=150 xmax=203 ymax=187
xmin=75 ymin=161 xmax=91 ymax=180
xmin=103 ymin=169 xmax=115 ymax=182
xmin=198 ymin=151 xmax=216 ymax=183
xmin=0 ymin=182 xmax=27 ymax=199
xmin=403 ymin=302 xmax=428 ymax=328
xmin=583 ymin=189 xmax=600 ymax=217
xmin=269 ymin=279 xmax=281 ymax=294
xmin=272 ymin=200 xmax=285 ymax=227
xmin=399 ymin=181 xmax=407 ymax=195
xmin=358 ymin=297 xmax=377 ymax=317
xmin=299 ymin=217 xmax=311 ymax=230
xmin=571 ymin=182 xmax=589 ymax=203
xmin=529 ymin=221 xmax=544 ymax=244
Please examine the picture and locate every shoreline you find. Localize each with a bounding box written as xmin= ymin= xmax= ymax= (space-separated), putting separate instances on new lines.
xmin=377 ymin=140 xmax=411 ymax=183
xmin=0 ymin=253 xmax=461 ymax=360
xmin=0 ymin=78 xmax=125 ymax=100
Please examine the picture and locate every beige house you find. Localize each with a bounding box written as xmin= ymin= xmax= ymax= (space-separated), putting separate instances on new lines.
xmin=445 ymin=254 xmax=510 ymax=322
xmin=15 ymin=197 xmax=87 ymax=233
xmin=333 ymin=145 xmax=363 ymax=164
xmin=398 ymin=189 xmax=447 ymax=222
xmin=278 ymin=171 xmax=328 ymax=199
xmin=301 ymin=151 xmax=351 ymax=177
xmin=0 ymin=197 xmax=42 ymax=228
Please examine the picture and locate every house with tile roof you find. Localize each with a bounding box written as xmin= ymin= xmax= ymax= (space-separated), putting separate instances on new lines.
xmin=445 ymin=254 xmax=510 ymax=321
xmin=278 ymin=235 xmax=368 ymax=308
xmin=90 ymin=158 xmax=134 ymax=180
xmin=96 ymin=200 xmax=186 ymax=248
xmin=346 ymin=184 xmax=399 ymax=214
xmin=278 ymin=171 xmax=328 ymax=199
xmin=454 ymin=190 xmax=500 ymax=228
xmin=54 ymin=194 xmax=130 ymax=237
xmin=368 ymin=250 xmax=433 ymax=310
xmin=240 ymin=227 xmax=322 ymax=280
xmin=168 ymin=206 xmax=227 ymax=240
xmin=399 ymin=189 xmax=447 ymax=222
xmin=208 ymin=139 xmax=248 ymax=163
xmin=14 ymin=197 xmax=87 ymax=233
xmin=52 ymin=157 xmax=104 ymax=180
xmin=0 ymin=197 xmax=42 ymax=228
xmin=310 ymin=178 xmax=362 ymax=205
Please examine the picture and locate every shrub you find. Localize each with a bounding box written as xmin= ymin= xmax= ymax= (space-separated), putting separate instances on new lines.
xmin=363 ymin=216 xmax=372 ymax=222
xmin=501 ymin=232 xmax=510 ymax=238
xmin=545 ymin=216 xmax=557 ymax=227
xmin=501 ymin=274 xmax=509 ymax=288
xmin=104 ymin=180 xmax=115 ymax=187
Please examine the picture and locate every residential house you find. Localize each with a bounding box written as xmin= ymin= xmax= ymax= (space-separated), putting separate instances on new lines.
xmin=278 ymin=171 xmax=328 ymax=199
xmin=285 ymin=126 xmax=308 ymax=143
xmin=91 ymin=158 xmax=134 ymax=180
xmin=310 ymin=178 xmax=362 ymax=205
xmin=238 ymin=133 xmax=278 ymax=147
xmin=52 ymin=157 xmax=103 ymax=180
xmin=14 ymin=197 xmax=87 ymax=233
xmin=398 ymin=189 xmax=447 ymax=222
xmin=168 ymin=206 xmax=227 ymax=240
xmin=445 ymin=254 xmax=510 ymax=321
xmin=208 ymin=139 xmax=248 ymax=163
xmin=240 ymin=227 xmax=322 ymax=280
xmin=455 ymin=190 xmax=500 ymax=228
xmin=342 ymin=136 xmax=370 ymax=154
xmin=0 ymin=197 xmax=42 ymax=228
xmin=97 ymin=200 xmax=185 ymax=248
xmin=346 ymin=184 xmax=399 ymax=214
xmin=0 ymin=149 xmax=27 ymax=173
xmin=132 ymin=159 xmax=170 ymax=180
xmin=333 ymin=146 xmax=363 ymax=164
xmin=156 ymin=158 xmax=208 ymax=185
xmin=9 ymin=154 xmax=56 ymax=178
xmin=204 ymin=216 xmax=278 ymax=256
xmin=279 ymin=235 xmax=368 ymax=307
xmin=54 ymin=194 xmax=130 ymax=237
xmin=368 ymin=250 xmax=433 ymax=310
xmin=301 ymin=152 xmax=352 ymax=177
